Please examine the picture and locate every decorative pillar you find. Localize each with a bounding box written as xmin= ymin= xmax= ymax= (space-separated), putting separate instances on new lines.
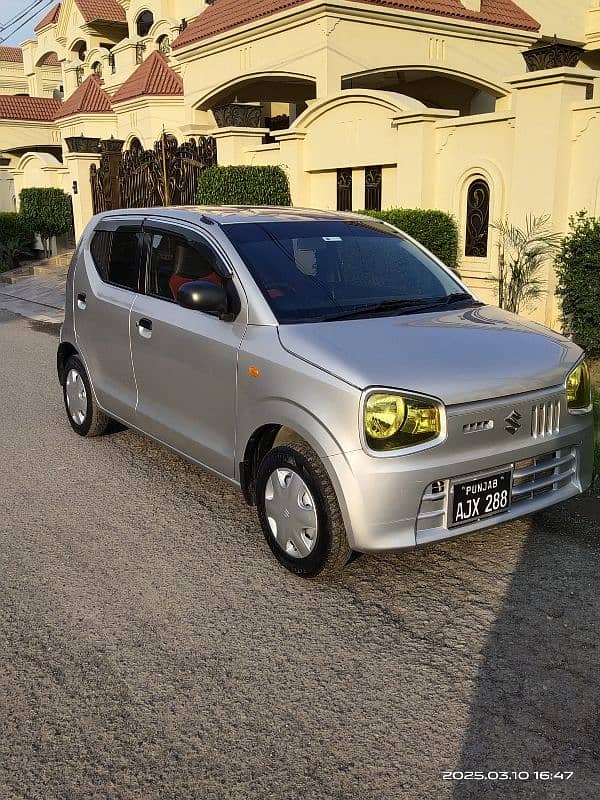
xmin=274 ymin=130 xmax=307 ymax=206
xmin=391 ymin=110 xmax=458 ymax=208
xmin=65 ymin=136 xmax=101 ymax=239
xmin=100 ymin=137 xmax=125 ymax=211
xmin=507 ymin=67 xmax=595 ymax=327
xmin=211 ymin=127 xmax=269 ymax=166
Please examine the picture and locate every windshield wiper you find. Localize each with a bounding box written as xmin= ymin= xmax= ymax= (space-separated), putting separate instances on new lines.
xmin=322 ymin=293 xmax=480 ymax=322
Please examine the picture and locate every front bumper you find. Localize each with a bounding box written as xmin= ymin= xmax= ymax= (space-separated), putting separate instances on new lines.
xmin=325 ymin=387 xmax=594 ymax=553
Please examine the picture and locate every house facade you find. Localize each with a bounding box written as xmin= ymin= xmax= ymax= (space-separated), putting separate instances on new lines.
xmin=1 ymin=0 xmax=600 ymax=328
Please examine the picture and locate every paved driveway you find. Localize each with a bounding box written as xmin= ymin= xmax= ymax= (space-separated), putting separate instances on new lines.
xmin=0 ymin=270 xmax=66 ymax=323
xmin=0 ymin=310 xmax=598 ymax=800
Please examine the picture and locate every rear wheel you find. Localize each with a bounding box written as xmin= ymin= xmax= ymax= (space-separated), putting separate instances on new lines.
xmin=256 ymin=441 xmax=352 ymax=578
xmin=62 ymin=355 xmax=110 ymax=437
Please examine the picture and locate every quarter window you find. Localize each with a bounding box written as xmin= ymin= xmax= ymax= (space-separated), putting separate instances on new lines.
xmin=89 ymin=226 xmax=141 ymax=291
xmin=146 ymin=230 xmax=223 ymax=303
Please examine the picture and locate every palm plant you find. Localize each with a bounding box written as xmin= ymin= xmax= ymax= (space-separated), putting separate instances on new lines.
xmin=493 ymin=215 xmax=563 ymax=315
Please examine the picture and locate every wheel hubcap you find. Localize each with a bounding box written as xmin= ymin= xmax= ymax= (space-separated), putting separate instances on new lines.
xmin=65 ymin=368 xmax=87 ymax=425
xmin=264 ymin=468 xmax=318 ymax=559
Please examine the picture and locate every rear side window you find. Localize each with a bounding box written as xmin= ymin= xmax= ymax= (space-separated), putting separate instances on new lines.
xmin=89 ymin=226 xmax=141 ymax=292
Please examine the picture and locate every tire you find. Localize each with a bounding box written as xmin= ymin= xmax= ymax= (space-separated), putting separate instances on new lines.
xmin=62 ymin=355 xmax=110 ymax=437
xmin=255 ymin=441 xmax=352 ymax=578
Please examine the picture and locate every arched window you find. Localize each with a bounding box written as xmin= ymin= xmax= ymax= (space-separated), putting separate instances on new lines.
xmin=73 ymin=41 xmax=86 ymax=61
xmin=129 ymin=137 xmax=143 ymax=151
xmin=136 ymin=10 xmax=154 ymax=37
xmin=92 ymin=61 xmax=102 ymax=77
xmin=465 ymin=178 xmax=490 ymax=257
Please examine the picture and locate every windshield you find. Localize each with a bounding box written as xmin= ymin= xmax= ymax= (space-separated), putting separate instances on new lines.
xmin=225 ymin=219 xmax=471 ymax=324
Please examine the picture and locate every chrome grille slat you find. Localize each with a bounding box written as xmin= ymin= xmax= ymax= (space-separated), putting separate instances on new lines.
xmin=531 ymin=399 xmax=560 ymax=438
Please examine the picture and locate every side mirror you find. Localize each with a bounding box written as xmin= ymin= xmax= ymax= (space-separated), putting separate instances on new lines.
xmin=177 ymin=280 xmax=229 ymax=317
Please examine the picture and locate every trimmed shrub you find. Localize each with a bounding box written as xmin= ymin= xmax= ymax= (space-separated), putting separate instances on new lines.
xmin=19 ymin=187 xmax=73 ymax=257
xmin=360 ymin=208 xmax=459 ymax=269
xmin=197 ymin=165 xmax=292 ymax=206
xmin=0 ymin=212 xmax=35 ymax=271
xmin=555 ymin=212 xmax=600 ymax=354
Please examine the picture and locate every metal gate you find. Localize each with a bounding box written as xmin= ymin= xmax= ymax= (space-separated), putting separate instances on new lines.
xmin=90 ymin=133 xmax=217 ymax=214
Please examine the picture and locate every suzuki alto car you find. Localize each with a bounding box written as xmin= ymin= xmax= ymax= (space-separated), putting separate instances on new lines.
xmin=58 ymin=206 xmax=594 ymax=577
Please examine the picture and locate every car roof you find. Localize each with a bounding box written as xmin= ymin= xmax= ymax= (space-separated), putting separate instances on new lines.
xmin=94 ymin=205 xmax=371 ymax=226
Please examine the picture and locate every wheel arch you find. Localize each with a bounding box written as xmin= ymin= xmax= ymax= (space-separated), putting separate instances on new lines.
xmin=57 ymin=341 xmax=79 ymax=384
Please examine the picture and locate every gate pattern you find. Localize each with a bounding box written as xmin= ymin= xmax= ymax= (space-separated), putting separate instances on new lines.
xmin=90 ymin=135 xmax=217 ymax=214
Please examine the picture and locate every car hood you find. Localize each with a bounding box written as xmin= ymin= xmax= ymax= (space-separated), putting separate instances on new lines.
xmin=277 ymin=305 xmax=582 ymax=405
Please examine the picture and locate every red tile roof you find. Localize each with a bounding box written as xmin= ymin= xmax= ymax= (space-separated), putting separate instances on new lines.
xmin=174 ymin=0 xmax=539 ymax=48
xmin=0 ymin=95 xmax=62 ymax=121
xmin=75 ymin=0 xmax=126 ymax=24
xmin=0 ymin=46 xmax=24 ymax=63
xmin=40 ymin=52 xmax=60 ymax=67
xmin=34 ymin=2 xmax=61 ymax=31
xmin=111 ymin=51 xmax=183 ymax=104
xmin=55 ymin=75 xmax=113 ymax=118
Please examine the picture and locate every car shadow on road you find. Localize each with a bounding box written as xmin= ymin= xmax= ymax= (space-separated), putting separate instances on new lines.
xmin=452 ymin=503 xmax=600 ymax=798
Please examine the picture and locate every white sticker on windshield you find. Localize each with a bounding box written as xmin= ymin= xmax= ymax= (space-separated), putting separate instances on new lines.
xmin=322 ymin=236 xmax=342 ymax=242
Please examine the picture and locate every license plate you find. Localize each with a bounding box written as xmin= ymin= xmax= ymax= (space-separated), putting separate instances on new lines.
xmin=450 ymin=469 xmax=512 ymax=527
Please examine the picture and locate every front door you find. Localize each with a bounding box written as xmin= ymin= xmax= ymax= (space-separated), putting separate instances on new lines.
xmin=130 ymin=221 xmax=246 ymax=478
xmin=74 ymin=218 xmax=142 ymax=421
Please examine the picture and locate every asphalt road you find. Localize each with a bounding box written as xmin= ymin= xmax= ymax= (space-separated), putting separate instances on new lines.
xmin=0 ymin=309 xmax=599 ymax=800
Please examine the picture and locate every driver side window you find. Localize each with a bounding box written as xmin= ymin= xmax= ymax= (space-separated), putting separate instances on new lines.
xmin=146 ymin=230 xmax=223 ymax=303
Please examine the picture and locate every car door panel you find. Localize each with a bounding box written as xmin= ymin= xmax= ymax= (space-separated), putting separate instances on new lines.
xmin=130 ymin=223 xmax=246 ymax=478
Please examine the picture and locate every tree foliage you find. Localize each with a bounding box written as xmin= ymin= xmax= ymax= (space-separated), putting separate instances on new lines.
xmin=19 ymin=188 xmax=73 ymax=257
xmin=360 ymin=208 xmax=459 ymax=269
xmin=197 ymin=166 xmax=292 ymax=206
xmin=555 ymin=211 xmax=600 ymax=353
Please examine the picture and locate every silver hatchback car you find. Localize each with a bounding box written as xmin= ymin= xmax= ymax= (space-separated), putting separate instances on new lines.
xmin=58 ymin=206 xmax=594 ymax=577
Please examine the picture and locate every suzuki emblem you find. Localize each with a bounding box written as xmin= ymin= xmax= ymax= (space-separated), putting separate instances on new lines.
xmin=504 ymin=410 xmax=522 ymax=435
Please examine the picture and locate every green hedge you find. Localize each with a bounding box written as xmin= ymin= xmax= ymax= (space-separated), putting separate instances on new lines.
xmin=360 ymin=208 xmax=459 ymax=269
xmin=0 ymin=212 xmax=35 ymax=245
xmin=0 ymin=212 xmax=35 ymax=272
xmin=556 ymin=212 xmax=600 ymax=354
xmin=197 ymin=165 xmax=291 ymax=206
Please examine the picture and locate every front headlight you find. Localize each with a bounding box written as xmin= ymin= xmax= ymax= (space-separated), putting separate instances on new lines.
xmin=364 ymin=391 xmax=443 ymax=452
xmin=566 ymin=360 xmax=591 ymax=413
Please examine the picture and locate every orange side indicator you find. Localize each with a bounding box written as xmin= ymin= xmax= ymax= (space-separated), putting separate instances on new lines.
xmin=248 ymin=365 xmax=261 ymax=378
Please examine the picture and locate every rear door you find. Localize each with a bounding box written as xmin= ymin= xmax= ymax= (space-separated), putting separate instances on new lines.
xmin=74 ymin=217 xmax=143 ymax=421
xmin=129 ymin=219 xmax=247 ymax=478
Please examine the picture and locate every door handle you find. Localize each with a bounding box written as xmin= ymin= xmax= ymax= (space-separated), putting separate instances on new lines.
xmin=77 ymin=292 xmax=86 ymax=310
xmin=137 ymin=317 xmax=153 ymax=339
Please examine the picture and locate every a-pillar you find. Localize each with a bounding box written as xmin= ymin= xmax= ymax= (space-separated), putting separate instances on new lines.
xmin=507 ymin=67 xmax=595 ymax=327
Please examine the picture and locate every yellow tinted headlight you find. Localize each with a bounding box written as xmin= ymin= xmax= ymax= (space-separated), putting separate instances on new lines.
xmin=566 ymin=360 xmax=591 ymax=412
xmin=364 ymin=392 xmax=442 ymax=452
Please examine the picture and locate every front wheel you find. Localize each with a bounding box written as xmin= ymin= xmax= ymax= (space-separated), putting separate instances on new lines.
xmin=255 ymin=441 xmax=352 ymax=578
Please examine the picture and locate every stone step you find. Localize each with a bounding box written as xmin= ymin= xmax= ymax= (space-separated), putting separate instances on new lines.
xmin=0 ymin=251 xmax=73 ymax=283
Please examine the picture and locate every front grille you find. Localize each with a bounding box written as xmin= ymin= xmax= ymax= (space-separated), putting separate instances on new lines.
xmin=416 ymin=447 xmax=578 ymax=540
xmin=531 ymin=399 xmax=560 ymax=439
xmin=512 ymin=447 xmax=575 ymax=503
